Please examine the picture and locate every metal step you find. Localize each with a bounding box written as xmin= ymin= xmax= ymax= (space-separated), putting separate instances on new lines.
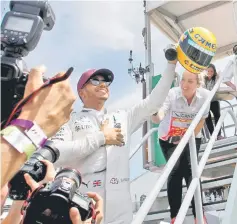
xmin=202 ymin=154 xmax=237 ymax=178
xmin=144 ymin=200 xmax=226 ymax=222
xmin=199 ymin=136 xmax=237 ymax=158
xmin=150 ymin=178 xmax=230 ymax=213
xmin=158 ymin=175 xmax=233 ymax=198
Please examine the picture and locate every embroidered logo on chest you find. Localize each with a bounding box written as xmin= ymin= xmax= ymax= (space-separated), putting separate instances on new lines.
xmin=74 ymin=116 xmax=94 ymax=132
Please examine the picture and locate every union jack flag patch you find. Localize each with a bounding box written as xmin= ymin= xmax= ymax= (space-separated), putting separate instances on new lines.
xmin=93 ymin=180 xmax=101 ymax=187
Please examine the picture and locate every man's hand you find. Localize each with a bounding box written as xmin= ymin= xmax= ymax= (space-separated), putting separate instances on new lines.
xmin=101 ymin=119 xmax=124 ymax=146
xmin=168 ymin=59 xmax=178 ymax=65
xmin=164 ymin=44 xmax=178 ymax=65
xmin=18 ymin=65 xmax=77 ymax=138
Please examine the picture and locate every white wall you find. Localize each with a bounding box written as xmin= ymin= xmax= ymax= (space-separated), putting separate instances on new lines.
xmin=130 ymin=170 xmax=162 ymax=202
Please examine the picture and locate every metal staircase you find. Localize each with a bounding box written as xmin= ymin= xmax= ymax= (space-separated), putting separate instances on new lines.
xmin=132 ymin=136 xmax=237 ymax=223
xmin=130 ymin=106 xmax=237 ymax=223
xmin=199 ymin=136 xmax=237 ymax=158
xmin=131 ymin=58 xmax=237 ymax=224
xmin=140 ymin=143 xmax=237 ymax=223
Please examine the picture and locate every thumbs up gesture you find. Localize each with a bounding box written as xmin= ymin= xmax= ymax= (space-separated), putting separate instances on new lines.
xmin=101 ymin=119 xmax=124 ymax=146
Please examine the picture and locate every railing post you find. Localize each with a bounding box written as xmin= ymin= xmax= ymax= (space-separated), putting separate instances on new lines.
xmin=129 ymin=128 xmax=159 ymax=160
xmin=189 ymin=132 xmax=204 ymax=224
xmin=222 ymin=162 xmax=237 ymax=224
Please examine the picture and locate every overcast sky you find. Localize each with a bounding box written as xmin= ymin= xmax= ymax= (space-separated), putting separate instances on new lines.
xmin=1 ymin=0 xmax=236 ymax=180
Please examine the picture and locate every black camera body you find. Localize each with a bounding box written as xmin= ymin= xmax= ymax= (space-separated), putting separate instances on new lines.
xmin=1 ymin=1 xmax=55 ymax=124
xmin=9 ymin=141 xmax=60 ymax=200
xmin=22 ymin=168 xmax=94 ymax=224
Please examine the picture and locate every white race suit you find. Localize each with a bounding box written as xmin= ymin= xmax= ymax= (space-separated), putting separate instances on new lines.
xmin=51 ymin=63 xmax=176 ymax=224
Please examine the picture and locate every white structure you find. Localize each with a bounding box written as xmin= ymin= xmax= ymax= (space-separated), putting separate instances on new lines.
xmin=143 ymin=0 xmax=237 ymax=168
xmin=130 ymin=1 xmax=237 ymax=224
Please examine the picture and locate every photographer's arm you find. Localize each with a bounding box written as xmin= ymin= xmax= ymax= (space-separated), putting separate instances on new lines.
xmin=2 ymin=163 xmax=103 ymax=224
xmin=1 ymin=66 xmax=76 ymax=188
xmin=1 ymin=136 xmax=27 ymax=188
xmin=2 ymin=160 xmax=56 ymax=224
xmin=1 ymin=200 xmax=24 ymax=224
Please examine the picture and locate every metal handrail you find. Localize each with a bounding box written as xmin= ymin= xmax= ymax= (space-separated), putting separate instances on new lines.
xmin=129 ymin=128 xmax=159 ymax=160
xmin=222 ymin=146 xmax=237 ymax=223
xmin=175 ymin=109 xmax=237 ymax=223
xmin=221 ymin=103 xmax=237 ymax=110
xmin=131 ymin=70 xmax=223 ymax=224
xmin=220 ymin=100 xmax=235 ymax=111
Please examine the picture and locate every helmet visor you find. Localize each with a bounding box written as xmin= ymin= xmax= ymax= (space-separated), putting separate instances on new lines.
xmin=179 ymin=36 xmax=215 ymax=67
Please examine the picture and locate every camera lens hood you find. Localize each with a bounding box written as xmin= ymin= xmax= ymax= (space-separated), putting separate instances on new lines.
xmin=56 ymin=168 xmax=82 ymax=188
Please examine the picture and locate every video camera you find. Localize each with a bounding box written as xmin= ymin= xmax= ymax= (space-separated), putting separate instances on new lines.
xmin=1 ymin=1 xmax=55 ymax=124
xmin=9 ymin=140 xmax=60 ymax=200
xmin=22 ymin=168 xmax=94 ymax=224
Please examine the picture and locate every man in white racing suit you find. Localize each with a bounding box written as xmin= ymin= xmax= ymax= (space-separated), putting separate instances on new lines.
xmin=51 ymin=59 xmax=177 ymax=224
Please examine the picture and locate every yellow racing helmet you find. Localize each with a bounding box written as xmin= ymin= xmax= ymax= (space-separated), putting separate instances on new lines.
xmin=176 ymin=27 xmax=217 ymax=74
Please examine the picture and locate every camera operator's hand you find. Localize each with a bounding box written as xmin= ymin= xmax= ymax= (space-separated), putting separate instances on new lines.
xmin=66 ymin=191 xmax=105 ymax=224
xmin=2 ymin=160 xmax=55 ymax=224
xmin=101 ymin=119 xmax=124 ymax=146
xmin=70 ymin=208 xmax=83 ymax=224
xmin=24 ymin=160 xmax=56 ymax=191
xmin=19 ymin=65 xmax=77 ymax=137
xmin=75 ymin=192 xmax=103 ymax=224
xmin=1 ymin=66 xmax=76 ymax=187
xmin=87 ymin=192 xmax=103 ymax=223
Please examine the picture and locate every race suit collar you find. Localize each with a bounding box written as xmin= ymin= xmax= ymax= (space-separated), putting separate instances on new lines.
xmin=81 ymin=107 xmax=108 ymax=123
xmin=82 ymin=107 xmax=107 ymax=114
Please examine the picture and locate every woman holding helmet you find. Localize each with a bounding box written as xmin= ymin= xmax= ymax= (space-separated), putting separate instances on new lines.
xmin=152 ymin=27 xmax=216 ymax=224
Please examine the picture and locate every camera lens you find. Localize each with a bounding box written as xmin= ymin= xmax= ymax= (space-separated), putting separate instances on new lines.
xmin=36 ymin=140 xmax=60 ymax=163
xmin=55 ymin=168 xmax=82 ymax=188
xmin=8 ymin=141 xmax=60 ymax=200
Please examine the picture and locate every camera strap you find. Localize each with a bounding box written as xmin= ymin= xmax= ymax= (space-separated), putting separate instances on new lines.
xmin=4 ymin=67 xmax=74 ymax=128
